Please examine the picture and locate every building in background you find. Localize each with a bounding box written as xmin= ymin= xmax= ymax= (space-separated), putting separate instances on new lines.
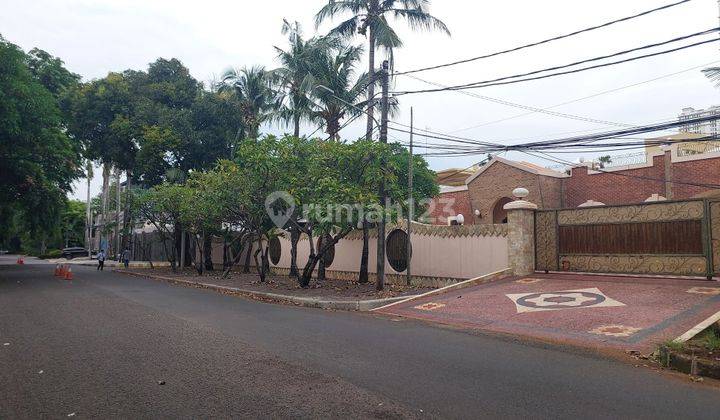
xmin=429 ymin=137 xmax=720 ymax=225
xmin=678 ymin=106 xmax=720 ymax=136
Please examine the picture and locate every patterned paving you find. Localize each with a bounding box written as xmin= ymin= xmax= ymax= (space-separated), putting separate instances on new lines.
xmin=376 ymin=273 xmax=720 ymax=351
xmin=686 ymin=286 xmax=720 ymax=295
xmin=506 ymin=287 xmax=624 ymax=313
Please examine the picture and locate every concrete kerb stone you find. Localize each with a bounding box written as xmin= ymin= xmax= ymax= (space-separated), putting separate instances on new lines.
xmin=114 ymin=270 xmax=413 ymax=311
xmin=371 ymin=267 xmax=513 ymax=312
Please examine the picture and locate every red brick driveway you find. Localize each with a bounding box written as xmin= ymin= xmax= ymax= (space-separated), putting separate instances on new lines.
xmin=376 ymin=273 xmax=720 ymax=352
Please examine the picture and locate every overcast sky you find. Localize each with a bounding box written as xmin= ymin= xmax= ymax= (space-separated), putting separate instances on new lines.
xmin=2 ymin=0 xmax=718 ymax=200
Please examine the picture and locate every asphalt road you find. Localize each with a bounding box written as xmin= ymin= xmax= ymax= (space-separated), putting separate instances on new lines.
xmin=2 ymin=256 xmax=720 ymax=419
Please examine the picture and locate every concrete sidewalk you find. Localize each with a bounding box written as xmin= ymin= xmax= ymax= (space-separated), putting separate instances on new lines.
xmin=48 ymin=258 xmax=170 ymax=268
xmin=116 ymin=269 xmax=413 ymax=311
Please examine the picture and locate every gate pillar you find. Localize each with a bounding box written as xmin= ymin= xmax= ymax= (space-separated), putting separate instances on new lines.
xmin=504 ymin=188 xmax=538 ymax=277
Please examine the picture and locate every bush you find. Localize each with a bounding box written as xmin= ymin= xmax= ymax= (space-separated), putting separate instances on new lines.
xmin=38 ymin=249 xmax=63 ymax=259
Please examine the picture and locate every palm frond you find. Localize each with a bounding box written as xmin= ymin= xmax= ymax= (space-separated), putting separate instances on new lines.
xmin=328 ymin=16 xmax=362 ymax=39
xmin=314 ymin=0 xmax=367 ymax=28
xmin=703 ymin=67 xmax=720 ymax=88
xmin=372 ymin=16 xmax=403 ymax=50
xmin=391 ymin=8 xmax=450 ymax=35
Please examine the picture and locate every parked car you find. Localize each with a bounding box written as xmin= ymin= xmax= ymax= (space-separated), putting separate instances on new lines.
xmin=0 ymin=250 xmax=7 ymax=255
xmin=61 ymin=247 xmax=89 ymax=259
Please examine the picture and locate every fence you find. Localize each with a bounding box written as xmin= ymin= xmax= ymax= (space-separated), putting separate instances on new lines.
xmin=269 ymin=221 xmax=509 ymax=287
xmin=536 ymin=199 xmax=720 ymax=278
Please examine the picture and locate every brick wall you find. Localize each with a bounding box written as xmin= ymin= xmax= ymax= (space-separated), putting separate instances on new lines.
xmin=564 ymin=155 xmax=667 ymax=207
xmin=429 ymin=153 xmax=720 ymax=226
xmin=428 ymin=189 xmax=473 ymax=225
xmin=466 ymin=162 xmax=563 ymax=224
xmin=670 ymin=157 xmax=720 ymax=200
xmin=565 ymin=153 xmax=720 ymax=206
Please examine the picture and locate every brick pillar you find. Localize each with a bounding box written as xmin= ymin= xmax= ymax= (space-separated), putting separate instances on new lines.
xmin=504 ymin=189 xmax=538 ymax=276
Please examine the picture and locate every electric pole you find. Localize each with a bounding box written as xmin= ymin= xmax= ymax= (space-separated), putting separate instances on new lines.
xmin=406 ymin=107 xmax=413 ymax=287
xmin=376 ymin=60 xmax=389 ymax=291
xmin=85 ymin=162 xmax=93 ymax=258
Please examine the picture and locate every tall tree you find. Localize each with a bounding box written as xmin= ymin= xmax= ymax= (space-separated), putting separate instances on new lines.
xmin=65 ymin=72 xmax=136 ymax=254
xmin=315 ymin=0 xmax=449 ymax=139
xmin=306 ymin=42 xmax=370 ymax=140
xmin=219 ymin=66 xmax=275 ymax=140
xmin=0 ymin=36 xmax=82 ymax=251
xmin=271 ymin=20 xmax=325 ymax=137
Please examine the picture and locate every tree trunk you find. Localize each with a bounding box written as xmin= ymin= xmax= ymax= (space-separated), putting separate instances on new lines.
xmin=289 ymin=228 xmax=300 ymax=277
xmin=299 ymin=230 xmax=350 ymax=287
xmin=317 ymin=235 xmax=326 ymax=282
xmin=222 ymin=234 xmax=248 ymax=279
xmin=293 ymin=113 xmax=301 ymax=138
xmin=194 ymin=234 xmax=204 ymax=275
xmin=261 ymin=245 xmax=270 ymax=282
xmin=358 ymin=218 xmax=369 ymax=283
xmin=115 ymin=169 xmax=121 ymax=259
xmin=203 ymin=235 xmax=214 ymax=271
xmin=243 ymin=236 xmax=253 ymax=273
xmin=253 ymin=243 xmax=265 ymax=282
xmin=122 ymin=170 xmax=132 ymax=250
xmin=100 ymin=163 xmax=111 ymax=253
xmin=365 ymin=26 xmax=376 ymax=140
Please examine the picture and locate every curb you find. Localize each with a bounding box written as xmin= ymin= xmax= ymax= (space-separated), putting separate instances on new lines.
xmin=371 ymin=268 xmax=513 ymax=312
xmin=114 ymin=270 xmax=415 ymax=311
xmin=658 ymin=346 xmax=720 ymax=380
xmin=673 ymin=310 xmax=720 ymax=343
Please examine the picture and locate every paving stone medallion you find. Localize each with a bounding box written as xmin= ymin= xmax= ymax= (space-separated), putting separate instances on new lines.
xmin=506 ymin=287 xmax=625 ymax=313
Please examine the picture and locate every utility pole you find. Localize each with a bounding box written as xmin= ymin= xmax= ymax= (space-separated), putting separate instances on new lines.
xmin=376 ymin=60 xmax=389 ymax=291
xmin=115 ymin=168 xmax=121 ymax=260
xmin=406 ymin=107 xmax=414 ymax=287
xmin=85 ymin=162 xmax=93 ymax=258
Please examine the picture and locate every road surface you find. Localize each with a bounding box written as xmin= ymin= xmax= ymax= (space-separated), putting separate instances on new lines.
xmin=2 ymin=256 xmax=719 ymax=419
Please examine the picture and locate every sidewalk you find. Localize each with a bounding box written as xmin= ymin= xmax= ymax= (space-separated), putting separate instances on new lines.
xmin=48 ymin=258 xmax=170 ymax=268
xmin=115 ymin=269 xmax=417 ymax=311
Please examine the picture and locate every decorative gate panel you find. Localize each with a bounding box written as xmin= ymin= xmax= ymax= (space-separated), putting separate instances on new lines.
xmin=535 ymin=200 xmax=713 ymax=278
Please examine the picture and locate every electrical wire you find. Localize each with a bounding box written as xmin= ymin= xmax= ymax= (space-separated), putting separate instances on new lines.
xmin=447 ymin=59 xmax=720 ymax=133
xmin=393 ymin=0 xmax=694 ymax=76
xmin=393 ymin=34 xmax=720 ymax=96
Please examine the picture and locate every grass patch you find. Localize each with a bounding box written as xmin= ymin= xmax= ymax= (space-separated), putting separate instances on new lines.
xmin=663 ymin=339 xmax=686 ymax=352
xmin=698 ymin=328 xmax=720 ymax=352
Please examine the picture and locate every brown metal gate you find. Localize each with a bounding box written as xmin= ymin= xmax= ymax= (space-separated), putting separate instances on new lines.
xmin=535 ymin=199 xmax=720 ymax=279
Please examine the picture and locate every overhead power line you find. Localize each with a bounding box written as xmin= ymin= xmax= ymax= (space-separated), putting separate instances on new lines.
xmin=393 ymin=31 xmax=720 ymax=96
xmin=448 ymin=59 xmax=720 ymax=133
xmin=399 ymin=73 xmax=634 ymax=128
xmin=394 ymin=0 xmax=694 ymax=76
xmin=388 ymin=114 xmax=720 ymax=155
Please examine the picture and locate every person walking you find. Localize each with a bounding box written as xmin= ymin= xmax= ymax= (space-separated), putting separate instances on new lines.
xmin=97 ymin=249 xmax=106 ymax=271
xmin=122 ymin=248 xmax=131 ymax=269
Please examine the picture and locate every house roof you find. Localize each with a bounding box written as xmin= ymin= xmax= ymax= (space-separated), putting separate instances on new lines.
xmin=464 ymin=155 xmax=567 ymax=185
xmin=436 ymin=167 xmax=477 ymax=186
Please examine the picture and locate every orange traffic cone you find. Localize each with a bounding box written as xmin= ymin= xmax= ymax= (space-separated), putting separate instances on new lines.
xmin=64 ymin=266 xmax=73 ymax=281
xmin=54 ymin=264 xmax=60 ymax=276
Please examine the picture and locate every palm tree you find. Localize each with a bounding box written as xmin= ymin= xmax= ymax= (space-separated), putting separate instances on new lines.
xmin=703 ymin=67 xmax=720 ymax=88
xmin=315 ymin=0 xmax=449 ymax=140
xmin=271 ymin=20 xmax=327 ymax=137
xmin=306 ymin=43 xmax=371 ymax=140
xmin=219 ymin=66 xmax=275 ymax=140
